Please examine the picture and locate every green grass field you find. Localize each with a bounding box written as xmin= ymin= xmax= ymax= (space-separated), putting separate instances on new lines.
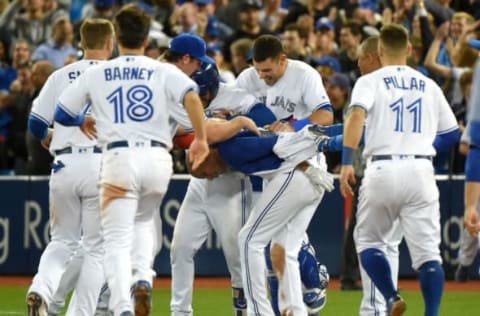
xmin=1 ymin=285 xmax=479 ymax=315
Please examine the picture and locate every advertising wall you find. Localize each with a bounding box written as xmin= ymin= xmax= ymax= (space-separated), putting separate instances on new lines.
xmin=0 ymin=175 xmax=477 ymax=278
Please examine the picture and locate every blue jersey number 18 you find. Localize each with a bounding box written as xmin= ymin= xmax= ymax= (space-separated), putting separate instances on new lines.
xmin=107 ymin=85 xmax=154 ymax=123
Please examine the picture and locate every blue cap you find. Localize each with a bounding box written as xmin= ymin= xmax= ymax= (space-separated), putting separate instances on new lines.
xmin=311 ymin=56 xmax=342 ymax=73
xmin=206 ymin=42 xmax=222 ymax=54
xmin=358 ymin=0 xmax=376 ymax=11
xmin=169 ymin=33 xmax=211 ymax=64
xmin=468 ymin=39 xmax=480 ymax=50
xmin=206 ymin=16 xmax=220 ymax=38
xmin=315 ymin=17 xmax=334 ymax=31
xmin=327 ymin=73 xmax=350 ymax=91
xmin=194 ymin=0 xmax=213 ymax=4
xmin=94 ymin=0 xmax=114 ymax=9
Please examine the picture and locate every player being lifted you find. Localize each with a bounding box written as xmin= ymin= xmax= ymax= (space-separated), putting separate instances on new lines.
xmin=340 ymin=24 xmax=460 ymax=316
xmin=171 ymin=62 xmax=329 ymax=316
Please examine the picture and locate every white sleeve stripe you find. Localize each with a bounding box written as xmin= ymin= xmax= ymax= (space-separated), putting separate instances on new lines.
xmin=179 ymin=85 xmax=199 ymax=105
xmin=437 ymin=126 xmax=459 ymax=135
xmin=57 ymin=102 xmax=77 ymax=117
xmin=30 ymin=112 xmax=51 ymax=125
xmin=313 ymin=102 xmax=332 ymax=111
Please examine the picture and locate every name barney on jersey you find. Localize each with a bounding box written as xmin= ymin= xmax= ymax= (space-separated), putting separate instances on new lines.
xmin=104 ymin=67 xmax=155 ymax=81
xmin=383 ymin=75 xmax=426 ymax=92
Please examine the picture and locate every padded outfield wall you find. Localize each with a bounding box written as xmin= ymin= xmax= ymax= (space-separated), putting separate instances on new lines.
xmin=0 ymin=175 xmax=477 ymax=279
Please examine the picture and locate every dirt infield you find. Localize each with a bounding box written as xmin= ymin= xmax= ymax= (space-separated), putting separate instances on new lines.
xmin=1 ymin=276 xmax=479 ymax=291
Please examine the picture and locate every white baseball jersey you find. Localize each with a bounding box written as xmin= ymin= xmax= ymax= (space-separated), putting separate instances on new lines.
xmin=30 ymin=59 xmax=104 ymax=155
xmin=236 ymin=59 xmax=331 ymax=119
xmin=350 ymin=65 xmax=458 ymax=158
xmin=206 ymin=82 xmax=258 ymax=115
xmin=57 ymin=55 xmax=198 ymax=149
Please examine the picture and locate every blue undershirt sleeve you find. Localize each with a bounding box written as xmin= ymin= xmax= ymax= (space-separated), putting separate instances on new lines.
xmin=54 ymin=105 xmax=85 ymax=126
xmin=28 ymin=114 xmax=49 ymax=140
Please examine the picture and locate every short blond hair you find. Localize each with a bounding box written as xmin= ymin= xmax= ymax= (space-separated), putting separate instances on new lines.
xmin=452 ymin=12 xmax=474 ymax=25
xmin=80 ymin=18 xmax=114 ymax=50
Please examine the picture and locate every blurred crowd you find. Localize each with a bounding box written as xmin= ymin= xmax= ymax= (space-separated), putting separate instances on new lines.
xmin=0 ymin=0 xmax=478 ymax=175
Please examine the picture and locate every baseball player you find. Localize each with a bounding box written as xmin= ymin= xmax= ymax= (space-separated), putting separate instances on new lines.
xmin=170 ymin=62 xmax=258 ymax=316
xmin=340 ymin=24 xmax=459 ymax=316
xmin=235 ymin=34 xmax=333 ymax=315
xmin=463 ymin=50 xmax=480 ymax=259
xmin=54 ymin=5 xmax=209 ymax=316
xmin=25 ymin=19 xmax=115 ymax=316
xmin=237 ymin=35 xmax=333 ymax=315
xmin=455 ymin=124 xmax=480 ymax=282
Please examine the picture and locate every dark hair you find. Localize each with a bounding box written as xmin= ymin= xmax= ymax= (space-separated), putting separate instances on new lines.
xmin=379 ymin=23 xmax=408 ymax=57
xmin=113 ymin=4 xmax=151 ymax=49
xmin=162 ymin=49 xmax=185 ymax=63
xmin=253 ymin=35 xmax=284 ymax=62
xmin=342 ymin=21 xmax=363 ymax=38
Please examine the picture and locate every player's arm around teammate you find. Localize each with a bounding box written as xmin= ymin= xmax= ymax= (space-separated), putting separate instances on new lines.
xmin=26 ymin=18 xmax=115 ymax=316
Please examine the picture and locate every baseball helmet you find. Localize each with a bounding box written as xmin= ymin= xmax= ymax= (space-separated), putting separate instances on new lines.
xmin=191 ymin=61 xmax=220 ymax=97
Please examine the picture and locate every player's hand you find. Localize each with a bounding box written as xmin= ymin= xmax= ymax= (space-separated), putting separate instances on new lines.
xmin=40 ymin=128 xmax=53 ymax=150
xmin=339 ymin=165 xmax=356 ymax=198
xmin=266 ymin=121 xmax=294 ymax=133
xmin=465 ymin=206 xmax=480 ymax=238
xmin=189 ymin=138 xmax=209 ymax=171
xmin=80 ymin=115 xmax=97 ymax=140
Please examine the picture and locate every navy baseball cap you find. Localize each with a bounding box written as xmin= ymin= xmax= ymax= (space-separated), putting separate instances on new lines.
xmin=468 ymin=39 xmax=480 ymax=50
xmin=315 ymin=17 xmax=334 ymax=31
xmin=311 ymin=56 xmax=342 ymax=73
xmin=169 ymin=33 xmax=211 ymax=64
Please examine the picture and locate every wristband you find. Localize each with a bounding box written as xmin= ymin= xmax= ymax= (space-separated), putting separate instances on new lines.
xmin=342 ymin=146 xmax=354 ymax=165
xmin=291 ymin=117 xmax=311 ymax=131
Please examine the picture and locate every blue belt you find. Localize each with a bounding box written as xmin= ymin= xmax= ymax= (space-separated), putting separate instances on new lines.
xmin=371 ymin=155 xmax=432 ymax=162
xmin=54 ymin=146 xmax=102 ymax=155
xmin=106 ymin=140 xmax=167 ymax=151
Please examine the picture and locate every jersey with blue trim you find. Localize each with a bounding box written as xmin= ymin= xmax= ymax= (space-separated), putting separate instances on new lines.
xmin=235 ymin=59 xmax=331 ymax=119
xmin=349 ymin=65 xmax=458 ymax=159
xmin=30 ymin=59 xmax=104 ymax=155
xmin=57 ymin=55 xmax=198 ymax=149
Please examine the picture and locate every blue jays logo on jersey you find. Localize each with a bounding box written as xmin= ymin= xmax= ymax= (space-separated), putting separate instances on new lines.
xmin=270 ymin=96 xmax=296 ymax=113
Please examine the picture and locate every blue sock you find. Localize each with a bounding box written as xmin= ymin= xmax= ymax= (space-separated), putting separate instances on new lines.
xmin=418 ymin=261 xmax=444 ymax=316
xmin=360 ymin=248 xmax=397 ymax=301
xmin=265 ymin=244 xmax=280 ymax=316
